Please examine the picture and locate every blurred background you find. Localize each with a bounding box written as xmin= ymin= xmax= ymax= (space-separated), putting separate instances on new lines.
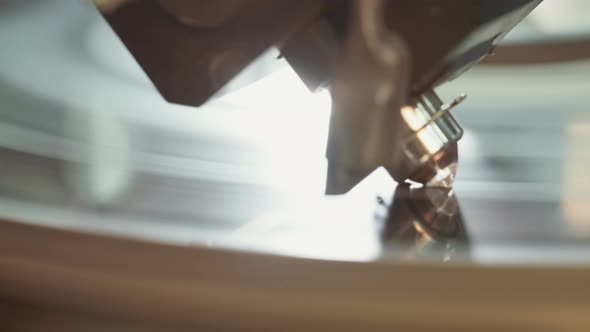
xmin=0 ymin=0 xmax=590 ymax=264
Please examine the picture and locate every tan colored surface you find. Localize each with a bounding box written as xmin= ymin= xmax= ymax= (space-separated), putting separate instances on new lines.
xmin=1 ymin=218 xmax=589 ymax=331
xmin=93 ymin=0 xmax=129 ymax=13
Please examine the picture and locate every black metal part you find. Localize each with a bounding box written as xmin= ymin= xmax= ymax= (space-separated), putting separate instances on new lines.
xmin=100 ymin=0 xmax=541 ymax=106
xmin=285 ymin=0 xmax=542 ymax=100
xmin=101 ymin=0 xmax=326 ymax=106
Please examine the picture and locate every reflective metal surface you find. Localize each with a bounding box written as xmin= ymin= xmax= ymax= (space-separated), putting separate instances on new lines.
xmin=1 ymin=1 xmax=590 ymax=265
xmin=379 ymin=185 xmax=468 ymax=262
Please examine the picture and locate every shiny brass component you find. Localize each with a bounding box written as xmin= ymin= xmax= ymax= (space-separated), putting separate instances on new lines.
xmin=395 ymin=91 xmax=465 ymax=187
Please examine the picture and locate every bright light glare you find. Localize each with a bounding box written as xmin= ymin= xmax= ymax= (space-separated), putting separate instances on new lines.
xmin=218 ymin=66 xmax=332 ymax=195
xmin=401 ymin=105 xmax=423 ymax=131
xmin=401 ymin=105 xmax=442 ymax=155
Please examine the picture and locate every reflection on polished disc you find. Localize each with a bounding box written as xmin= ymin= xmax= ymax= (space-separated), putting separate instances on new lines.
xmin=1 ymin=1 xmax=590 ymax=266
